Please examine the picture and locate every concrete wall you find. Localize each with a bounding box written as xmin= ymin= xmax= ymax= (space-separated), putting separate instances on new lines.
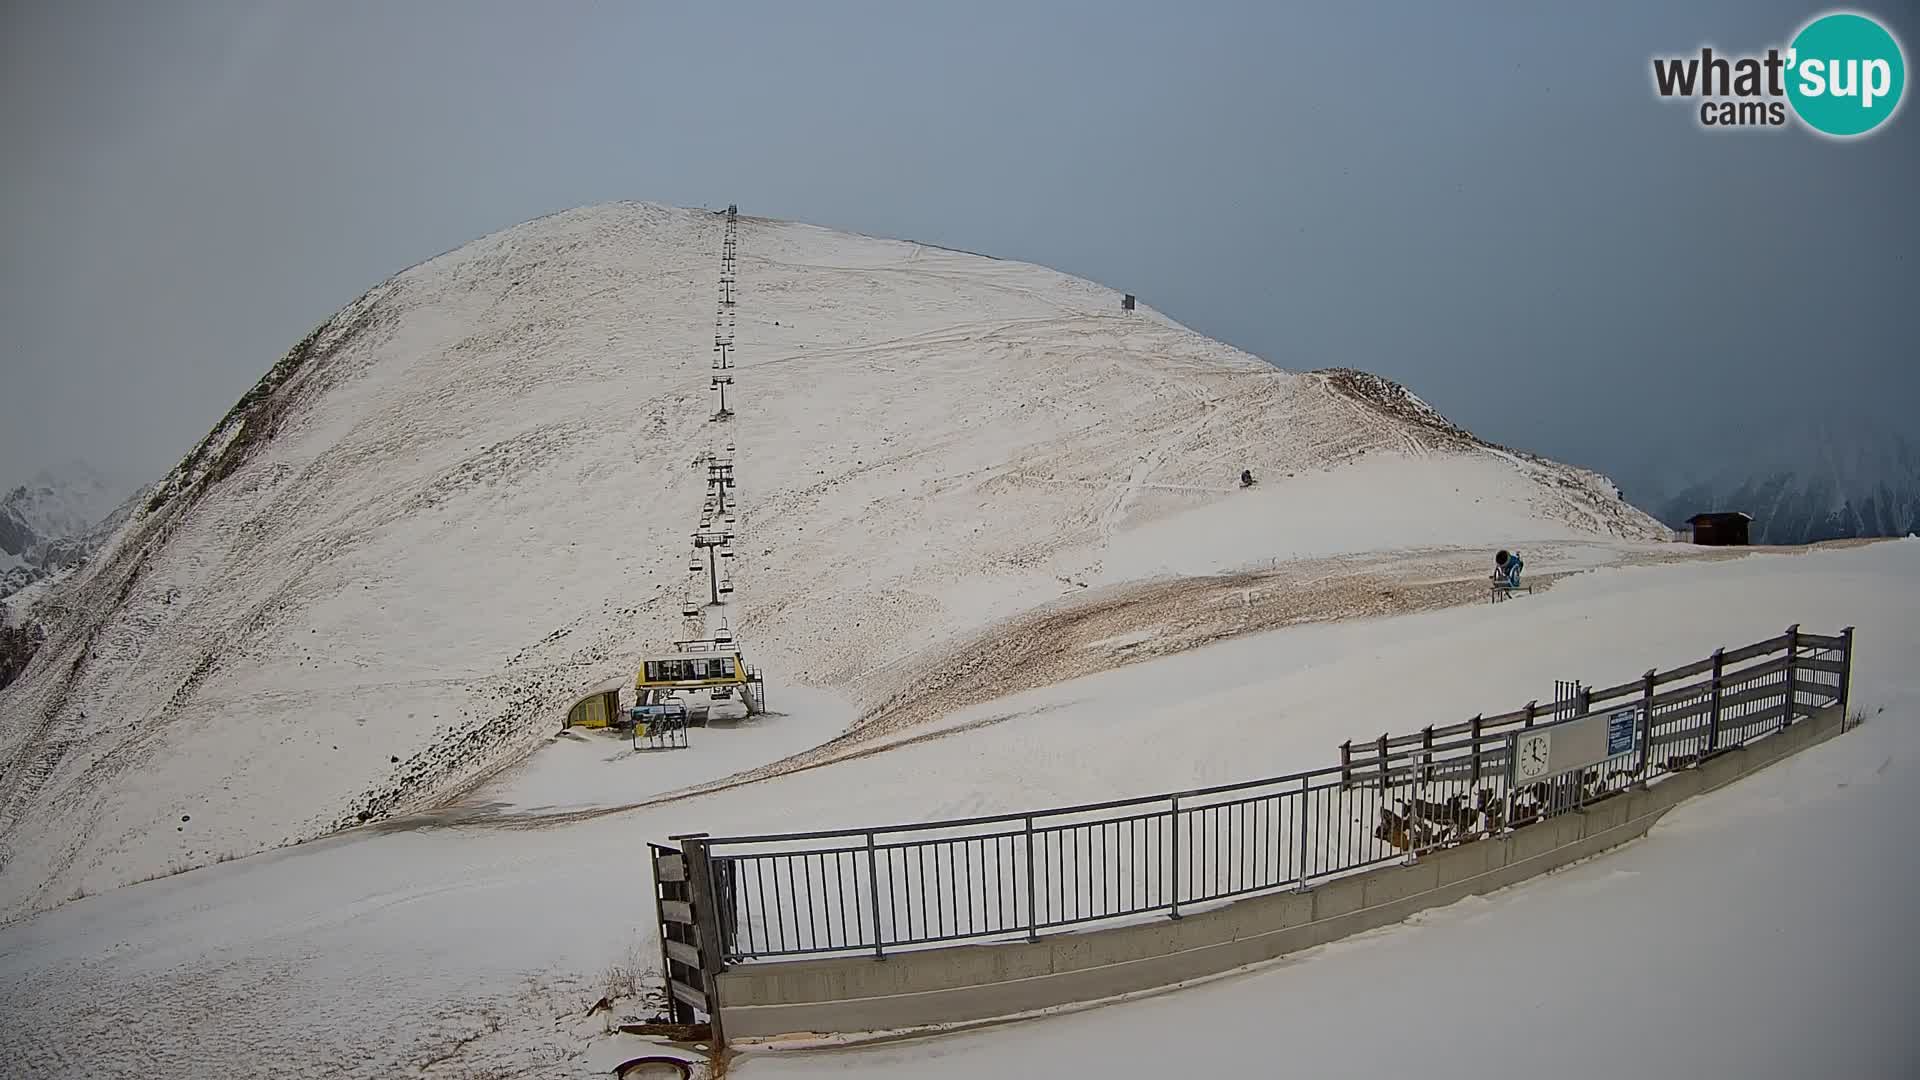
xmin=718 ymin=703 xmax=1844 ymax=1041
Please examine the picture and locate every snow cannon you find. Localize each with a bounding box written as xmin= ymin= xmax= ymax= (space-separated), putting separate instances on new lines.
xmin=1490 ymin=549 xmax=1528 ymax=602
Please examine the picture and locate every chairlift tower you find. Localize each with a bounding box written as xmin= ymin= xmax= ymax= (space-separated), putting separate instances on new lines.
xmin=692 ymin=528 xmax=735 ymax=605
xmin=711 ymin=374 xmax=733 ymax=421
xmin=707 ymin=461 xmax=735 ymax=514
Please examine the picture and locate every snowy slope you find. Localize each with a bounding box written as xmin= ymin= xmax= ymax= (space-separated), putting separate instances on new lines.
xmin=0 ymin=539 xmax=1910 ymax=1080
xmin=0 ymin=202 xmax=1665 ymax=918
xmin=740 ymin=684 xmax=1920 ymax=1080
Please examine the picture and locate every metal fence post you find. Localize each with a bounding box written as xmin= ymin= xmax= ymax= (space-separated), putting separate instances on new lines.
xmin=1375 ymin=734 xmax=1389 ymax=792
xmin=1024 ymin=816 xmax=1039 ymax=941
xmin=1294 ymin=775 xmax=1311 ymax=891
xmin=1781 ymin=624 xmax=1799 ymax=733
xmin=866 ymin=831 xmax=884 ymax=959
xmin=1340 ymin=741 xmax=1352 ymax=789
xmin=1168 ymin=797 xmax=1182 ymax=920
xmin=1573 ymin=685 xmax=1593 ymax=809
xmin=1637 ymin=669 xmax=1656 ymax=777
xmin=1469 ymin=715 xmax=1483 ymax=785
xmin=1420 ymin=726 xmax=1434 ymax=785
xmin=1839 ymin=626 xmax=1855 ymax=729
xmin=1707 ymin=648 xmax=1725 ymax=753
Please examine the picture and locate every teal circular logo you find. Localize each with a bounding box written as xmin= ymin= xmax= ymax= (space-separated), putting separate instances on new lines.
xmin=1787 ymin=12 xmax=1906 ymax=137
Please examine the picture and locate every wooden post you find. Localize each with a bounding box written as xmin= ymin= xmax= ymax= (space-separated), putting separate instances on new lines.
xmin=649 ymin=844 xmax=689 ymax=1024
xmin=675 ymin=833 xmax=728 ymax=1048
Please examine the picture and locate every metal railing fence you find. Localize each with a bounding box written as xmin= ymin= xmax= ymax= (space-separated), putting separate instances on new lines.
xmin=668 ymin=626 xmax=1852 ymax=963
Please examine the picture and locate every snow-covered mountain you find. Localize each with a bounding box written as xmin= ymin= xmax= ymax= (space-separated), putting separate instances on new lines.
xmin=1621 ymin=418 xmax=1920 ymax=544
xmin=0 ymin=464 xmax=139 ymax=604
xmin=0 ymin=202 xmax=1667 ymax=916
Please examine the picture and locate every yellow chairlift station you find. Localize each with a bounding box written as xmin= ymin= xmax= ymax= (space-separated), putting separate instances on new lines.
xmin=635 ymin=639 xmax=748 ymax=692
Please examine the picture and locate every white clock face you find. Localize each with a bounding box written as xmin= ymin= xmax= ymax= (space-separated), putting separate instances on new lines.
xmin=1516 ymin=733 xmax=1552 ymax=780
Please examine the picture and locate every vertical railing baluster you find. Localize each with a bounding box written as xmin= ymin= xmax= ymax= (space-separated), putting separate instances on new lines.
xmin=865 ymin=832 xmax=883 ymax=959
xmin=1169 ymin=796 xmax=1182 ymax=919
xmin=1023 ymin=816 xmax=1038 ymax=942
xmin=1295 ymin=775 xmax=1311 ymax=890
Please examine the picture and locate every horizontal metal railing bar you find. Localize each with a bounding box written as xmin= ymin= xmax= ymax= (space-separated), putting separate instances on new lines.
xmin=1585 ymin=678 xmax=1643 ymax=704
xmin=708 ymin=767 xmax=1344 ymax=847
xmin=1382 ymin=640 xmax=1800 ymax=750
xmin=1798 ymin=632 xmax=1847 ymax=650
xmin=1034 ymin=807 xmax=1171 ymax=834
xmin=1728 ymin=654 xmax=1794 ymax=683
xmin=1654 ymin=654 xmax=1720 ymax=686
xmin=1723 ymin=635 xmax=1791 ymax=665
xmin=1324 ymin=690 xmax=1823 ymax=786
xmin=1645 ymin=704 xmax=1787 ymax=752
xmin=1799 ymin=657 xmax=1846 ymax=676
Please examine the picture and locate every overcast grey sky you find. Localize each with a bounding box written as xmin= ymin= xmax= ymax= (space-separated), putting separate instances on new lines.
xmin=3 ymin=0 xmax=1915 ymax=497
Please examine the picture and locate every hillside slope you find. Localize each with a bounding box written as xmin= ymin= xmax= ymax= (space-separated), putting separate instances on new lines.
xmin=0 ymin=202 xmax=1665 ymax=916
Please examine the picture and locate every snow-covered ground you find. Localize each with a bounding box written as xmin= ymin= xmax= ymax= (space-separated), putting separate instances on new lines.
xmin=737 ymin=685 xmax=1920 ymax=1080
xmin=2 ymin=539 xmax=1913 ymax=1079
xmin=0 ymin=202 xmax=1665 ymax=916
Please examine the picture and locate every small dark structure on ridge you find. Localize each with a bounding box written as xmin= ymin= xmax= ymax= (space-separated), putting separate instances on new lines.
xmin=1686 ymin=511 xmax=1752 ymax=546
xmin=1122 ymin=293 xmax=1136 ymax=311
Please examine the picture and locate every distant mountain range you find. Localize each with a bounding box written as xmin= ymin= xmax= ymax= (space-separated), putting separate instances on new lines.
xmin=1612 ymin=418 xmax=1919 ymax=545
xmin=0 ymin=463 xmax=140 ymax=605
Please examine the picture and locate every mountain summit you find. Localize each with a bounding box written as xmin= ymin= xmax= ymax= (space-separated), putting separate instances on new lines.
xmin=1623 ymin=416 xmax=1920 ymax=544
xmin=0 ymin=203 xmax=1665 ymax=915
xmin=0 ymin=463 xmax=136 ymax=602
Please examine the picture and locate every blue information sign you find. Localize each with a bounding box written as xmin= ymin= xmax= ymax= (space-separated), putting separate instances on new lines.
xmin=1607 ymin=706 xmax=1638 ymax=757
